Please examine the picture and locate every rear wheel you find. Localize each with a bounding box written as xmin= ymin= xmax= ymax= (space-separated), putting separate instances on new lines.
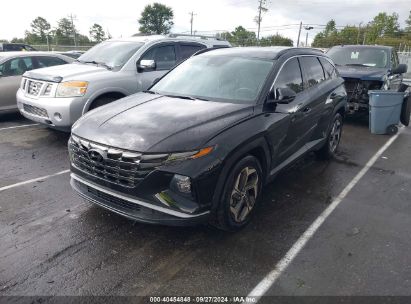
xmin=315 ymin=113 xmax=343 ymax=160
xmin=211 ymin=155 xmax=263 ymax=231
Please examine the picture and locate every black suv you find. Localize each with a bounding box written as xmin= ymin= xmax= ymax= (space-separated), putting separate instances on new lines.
xmin=69 ymin=47 xmax=347 ymax=230
xmin=327 ymin=45 xmax=408 ymax=114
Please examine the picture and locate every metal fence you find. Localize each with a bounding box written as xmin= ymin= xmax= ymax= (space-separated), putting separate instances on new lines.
xmin=32 ymin=45 xmax=94 ymax=52
xmin=399 ymin=52 xmax=411 ymax=84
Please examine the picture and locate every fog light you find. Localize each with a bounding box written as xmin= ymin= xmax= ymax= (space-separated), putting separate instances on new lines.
xmin=171 ymin=174 xmax=192 ymax=194
xmin=54 ymin=112 xmax=62 ymax=121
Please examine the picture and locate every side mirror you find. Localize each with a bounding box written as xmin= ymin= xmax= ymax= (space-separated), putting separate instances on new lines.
xmin=137 ymin=59 xmax=156 ymax=73
xmin=391 ymin=63 xmax=407 ymax=75
xmin=275 ymin=87 xmax=297 ymax=103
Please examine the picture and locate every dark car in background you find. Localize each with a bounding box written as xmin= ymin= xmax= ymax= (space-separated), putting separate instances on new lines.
xmin=0 ymin=43 xmax=37 ymax=52
xmin=69 ymin=47 xmax=347 ymax=231
xmin=327 ymin=45 xmax=408 ymax=113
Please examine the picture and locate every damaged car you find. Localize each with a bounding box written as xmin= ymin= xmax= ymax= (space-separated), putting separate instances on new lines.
xmin=327 ymin=45 xmax=407 ymax=114
xmin=69 ymin=47 xmax=347 ymax=231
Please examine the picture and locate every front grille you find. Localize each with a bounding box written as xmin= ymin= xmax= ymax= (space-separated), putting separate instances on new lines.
xmin=27 ymin=80 xmax=43 ymax=96
xmin=344 ymin=78 xmax=360 ymax=94
xmin=23 ymin=104 xmax=48 ymax=118
xmin=86 ymin=185 xmax=141 ymax=211
xmin=69 ymin=135 xmax=169 ymax=188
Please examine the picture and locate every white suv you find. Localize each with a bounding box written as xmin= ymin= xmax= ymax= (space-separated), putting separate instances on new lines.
xmin=16 ymin=34 xmax=230 ymax=131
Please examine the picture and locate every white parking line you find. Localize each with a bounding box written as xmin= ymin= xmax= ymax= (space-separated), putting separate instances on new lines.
xmin=0 ymin=170 xmax=70 ymax=192
xmin=246 ymin=129 xmax=403 ymax=302
xmin=0 ymin=123 xmax=40 ymax=131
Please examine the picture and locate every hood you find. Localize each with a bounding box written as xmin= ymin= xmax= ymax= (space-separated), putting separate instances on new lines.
xmin=24 ymin=63 xmax=110 ymax=82
xmin=336 ymin=65 xmax=387 ymax=81
xmin=72 ymin=93 xmax=254 ymax=153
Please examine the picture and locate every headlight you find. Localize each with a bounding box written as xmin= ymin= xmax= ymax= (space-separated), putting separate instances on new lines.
xmin=56 ymin=81 xmax=88 ymax=97
xmin=166 ymin=146 xmax=214 ymax=163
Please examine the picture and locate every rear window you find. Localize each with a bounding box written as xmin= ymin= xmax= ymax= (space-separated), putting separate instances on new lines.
xmin=299 ymin=56 xmax=325 ymax=88
xmin=319 ymin=57 xmax=338 ymax=79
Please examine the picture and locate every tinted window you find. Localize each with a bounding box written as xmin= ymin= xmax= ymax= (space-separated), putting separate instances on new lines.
xmin=180 ymin=44 xmax=205 ymax=59
xmin=300 ymin=56 xmax=325 ymax=88
xmin=141 ymin=45 xmax=176 ymax=70
xmin=319 ymin=57 xmax=337 ymax=80
xmin=36 ymin=56 xmax=67 ymax=68
xmin=274 ymin=58 xmax=303 ymax=93
xmin=0 ymin=57 xmax=33 ymax=76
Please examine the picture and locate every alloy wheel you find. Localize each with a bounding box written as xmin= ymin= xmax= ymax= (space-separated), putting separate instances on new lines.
xmin=229 ymin=166 xmax=259 ymax=223
xmin=329 ymin=119 xmax=342 ymax=153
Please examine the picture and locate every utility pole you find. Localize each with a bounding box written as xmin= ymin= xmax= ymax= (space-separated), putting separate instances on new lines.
xmin=296 ymin=22 xmax=303 ymax=47
xmin=362 ymin=32 xmax=366 ymax=45
xmin=69 ymin=13 xmax=77 ymax=47
xmin=189 ymin=12 xmax=196 ymax=35
xmin=256 ymin=0 xmax=263 ymax=42
xmin=356 ymin=22 xmax=362 ymax=45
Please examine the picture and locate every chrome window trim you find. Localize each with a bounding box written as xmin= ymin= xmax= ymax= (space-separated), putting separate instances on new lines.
xmin=71 ymin=173 xmax=210 ymax=219
xmin=270 ymin=54 xmax=335 ymax=94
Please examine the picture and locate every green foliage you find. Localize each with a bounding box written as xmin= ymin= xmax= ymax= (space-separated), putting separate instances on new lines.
xmin=138 ymin=3 xmax=174 ymax=35
xmin=260 ymin=34 xmax=293 ymax=46
xmin=30 ymin=17 xmax=51 ymax=43
xmin=89 ymin=24 xmax=106 ymax=42
xmin=312 ymin=12 xmax=410 ymax=49
xmin=220 ymin=26 xmax=257 ymax=46
xmin=406 ymin=10 xmax=411 ymax=32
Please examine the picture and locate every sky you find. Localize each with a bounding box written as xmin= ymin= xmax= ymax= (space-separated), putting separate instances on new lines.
xmin=0 ymin=0 xmax=410 ymax=46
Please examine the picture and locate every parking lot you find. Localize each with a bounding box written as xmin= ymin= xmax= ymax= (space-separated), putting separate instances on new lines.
xmin=0 ymin=111 xmax=410 ymax=299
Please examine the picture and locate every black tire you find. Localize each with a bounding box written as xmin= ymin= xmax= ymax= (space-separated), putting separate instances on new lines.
xmin=315 ymin=113 xmax=343 ymax=160
xmin=400 ymin=96 xmax=410 ymax=127
xmin=89 ymin=96 xmax=118 ymax=111
xmin=211 ymin=155 xmax=263 ymax=231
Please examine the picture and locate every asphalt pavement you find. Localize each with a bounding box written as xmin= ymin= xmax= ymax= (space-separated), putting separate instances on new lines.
xmin=0 ymin=112 xmax=410 ymax=299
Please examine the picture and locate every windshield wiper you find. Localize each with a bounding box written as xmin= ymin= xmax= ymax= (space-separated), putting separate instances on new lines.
xmin=79 ymin=60 xmax=113 ymax=70
xmin=143 ymin=90 xmax=157 ymax=94
xmin=344 ymin=63 xmax=369 ymax=67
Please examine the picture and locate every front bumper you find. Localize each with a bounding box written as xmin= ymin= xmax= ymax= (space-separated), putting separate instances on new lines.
xmin=70 ymin=173 xmax=210 ymax=226
xmin=16 ymin=89 xmax=86 ymax=130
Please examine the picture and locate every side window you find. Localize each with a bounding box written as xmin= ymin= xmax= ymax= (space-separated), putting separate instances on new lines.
xmin=300 ymin=56 xmax=325 ymax=88
xmin=319 ymin=57 xmax=337 ymax=80
xmin=141 ymin=44 xmax=176 ymax=70
xmin=274 ymin=58 xmax=303 ymax=94
xmin=3 ymin=57 xmax=33 ymax=76
xmin=36 ymin=56 xmax=67 ymax=68
xmin=180 ymin=43 xmax=205 ymax=60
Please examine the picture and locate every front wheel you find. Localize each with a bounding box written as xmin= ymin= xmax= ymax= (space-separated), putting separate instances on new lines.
xmin=315 ymin=113 xmax=343 ymax=160
xmin=211 ymin=155 xmax=263 ymax=231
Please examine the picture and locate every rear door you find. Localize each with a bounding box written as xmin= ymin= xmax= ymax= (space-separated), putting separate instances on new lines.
xmin=0 ymin=56 xmax=34 ymax=110
xmin=298 ymin=56 xmax=330 ymax=146
xmin=137 ymin=43 xmax=177 ymax=91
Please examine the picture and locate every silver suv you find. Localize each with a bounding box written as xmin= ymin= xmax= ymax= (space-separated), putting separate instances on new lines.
xmin=16 ymin=35 xmax=230 ymax=131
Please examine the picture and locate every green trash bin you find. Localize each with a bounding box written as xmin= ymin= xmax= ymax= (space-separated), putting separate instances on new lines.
xmin=368 ymin=90 xmax=405 ymax=135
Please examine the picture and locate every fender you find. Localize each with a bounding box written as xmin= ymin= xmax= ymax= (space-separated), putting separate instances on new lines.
xmin=210 ymin=136 xmax=271 ymax=213
xmin=82 ymin=87 xmax=130 ymax=114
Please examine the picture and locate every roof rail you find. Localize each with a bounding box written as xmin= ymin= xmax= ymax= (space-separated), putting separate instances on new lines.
xmin=168 ymin=33 xmax=223 ymax=41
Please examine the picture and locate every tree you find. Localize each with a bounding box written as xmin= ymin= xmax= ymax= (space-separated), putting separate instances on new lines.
xmin=138 ymin=3 xmax=174 ymax=34
xmin=221 ymin=26 xmax=256 ymax=46
xmin=366 ymin=12 xmax=400 ymax=43
xmin=89 ymin=23 xmax=106 ymax=42
xmin=54 ymin=18 xmax=76 ymax=45
xmin=30 ymin=17 xmax=51 ymax=43
xmin=406 ymin=10 xmax=411 ymax=32
xmin=260 ymin=34 xmax=293 ymax=46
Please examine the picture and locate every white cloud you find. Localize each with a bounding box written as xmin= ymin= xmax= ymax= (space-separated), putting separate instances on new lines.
xmin=1 ymin=0 xmax=410 ymax=46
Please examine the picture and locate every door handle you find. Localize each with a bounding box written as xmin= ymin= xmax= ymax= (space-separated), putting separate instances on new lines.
xmin=330 ymin=92 xmax=337 ymax=99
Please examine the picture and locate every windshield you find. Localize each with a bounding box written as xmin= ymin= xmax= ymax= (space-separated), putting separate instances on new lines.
xmin=151 ymin=55 xmax=274 ymax=103
xmin=78 ymin=41 xmax=144 ymax=68
xmin=327 ymin=47 xmax=388 ymax=68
